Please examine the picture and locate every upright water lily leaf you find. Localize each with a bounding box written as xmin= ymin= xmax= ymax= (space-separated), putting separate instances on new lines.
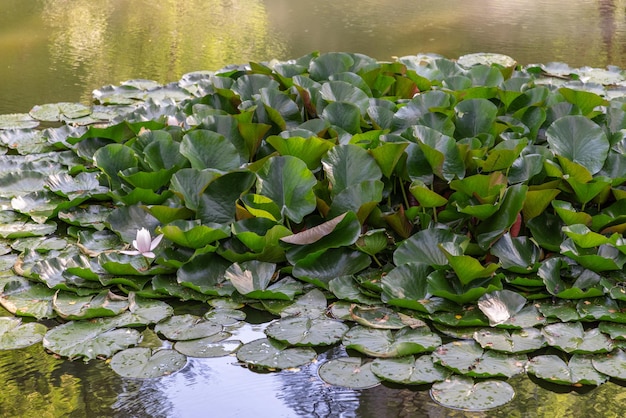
xmin=197 ymin=170 xmax=256 ymax=224
xmin=180 ymin=129 xmax=242 ymax=171
xmin=381 ymin=263 xmax=450 ymax=313
xmin=43 ymin=316 xmax=141 ymax=360
xmin=0 ymin=317 xmax=47 ymax=349
xmin=394 ymin=227 xmax=468 ymax=267
xmin=318 ymin=356 xmax=382 ymax=389
xmin=265 ymin=316 xmax=348 ymax=346
xmin=169 ymin=168 xmax=220 ymax=212
xmin=369 ymin=142 xmax=409 ymax=178
xmin=292 ymin=248 xmax=371 ymax=289
xmin=558 ymin=87 xmax=608 ymax=116
xmin=490 ymin=234 xmax=541 ymax=273
xmin=237 ymin=337 xmax=316 ymax=370
xmin=411 ymin=125 xmax=465 ymax=181
xmin=477 ymin=290 xmax=526 ymax=326
xmin=106 ymin=204 xmax=160 ymax=244
xmin=283 ymin=212 xmax=361 ymax=263
xmin=266 ymin=135 xmax=334 ymax=170
xmin=546 ymin=115 xmax=609 ymax=174
xmin=225 ymin=260 xmax=300 ymax=300
xmin=93 ymin=143 xmax=139 ymax=190
xmin=527 ymin=354 xmax=608 ymax=386
xmin=473 ymin=327 xmax=545 ymax=353
xmin=176 ymin=252 xmax=234 ymax=296
xmin=328 ymin=180 xmax=384 ymax=222
xmin=454 ymin=98 xmax=498 ymax=138
xmin=110 ymin=347 xmax=187 ymax=378
xmin=432 ymin=340 xmax=526 ymax=378
xmin=427 ymin=270 xmax=503 ymax=305
xmin=475 ymin=184 xmax=528 ymax=249
xmin=430 ymin=376 xmax=515 ymax=411
xmin=440 ymin=246 xmax=500 ymax=285
xmin=371 ymin=354 xmax=452 ymax=385
xmin=159 ymin=219 xmax=230 ymax=249
xmin=343 ymin=325 xmax=442 ymax=358
xmin=322 ymin=144 xmax=382 ymax=197
xmin=256 ymin=155 xmax=316 ymax=223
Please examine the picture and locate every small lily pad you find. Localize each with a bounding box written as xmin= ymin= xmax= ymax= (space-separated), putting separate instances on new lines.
xmin=154 ymin=314 xmax=222 ymax=341
xmin=0 ymin=317 xmax=47 ymax=349
xmin=371 ymin=354 xmax=452 ymax=385
xmin=236 ymin=338 xmax=316 ymax=370
xmin=318 ymin=357 xmax=381 ymax=389
xmin=591 ymin=349 xmax=626 ymax=380
xmin=265 ymin=316 xmax=348 ymax=346
xmin=430 ymin=376 xmax=515 ymax=411
xmin=110 ymin=347 xmax=187 ymax=378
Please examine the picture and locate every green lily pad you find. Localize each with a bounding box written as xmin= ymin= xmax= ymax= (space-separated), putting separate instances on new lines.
xmin=317 ymin=357 xmax=381 ymax=389
xmin=432 ymin=340 xmax=526 ymax=378
xmin=343 ymin=325 xmax=441 ymax=357
xmin=43 ymin=316 xmax=141 ymax=360
xmin=599 ymin=322 xmax=626 ymax=340
xmin=473 ymin=327 xmax=545 ymax=353
xmin=0 ymin=317 xmax=47 ymax=349
xmin=110 ymin=347 xmax=187 ymax=378
xmin=541 ymin=322 xmax=613 ymax=354
xmin=174 ymin=332 xmax=242 ymax=358
xmin=430 ymin=376 xmax=515 ymax=411
xmin=154 ymin=314 xmax=222 ymax=341
xmin=527 ymin=354 xmax=608 ymax=386
xmin=0 ymin=280 xmax=56 ymax=319
xmin=591 ymin=349 xmax=626 ymax=380
xmin=236 ymin=338 xmax=316 ymax=370
xmin=477 ymin=290 xmax=526 ymax=326
xmin=371 ymin=354 xmax=452 ymax=385
xmin=53 ymin=290 xmax=129 ymax=320
xmin=349 ymin=305 xmax=426 ymax=329
xmin=265 ymin=316 xmax=348 ymax=346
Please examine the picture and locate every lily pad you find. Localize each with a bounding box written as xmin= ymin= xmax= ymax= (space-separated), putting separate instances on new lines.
xmin=430 ymin=376 xmax=515 ymax=411
xmin=343 ymin=325 xmax=441 ymax=358
xmin=236 ymin=338 xmax=316 ymax=370
xmin=473 ymin=327 xmax=545 ymax=353
xmin=432 ymin=340 xmax=526 ymax=378
xmin=541 ymin=322 xmax=613 ymax=354
xmin=265 ymin=316 xmax=348 ymax=346
xmin=154 ymin=314 xmax=222 ymax=341
xmin=318 ymin=356 xmax=381 ymax=389
xmin=110 ymin=347 xmax=187 ymax=378
xmin=591 ymin=349 xmax=626 ymax=380
xmin=527 ymin=354 xmax=608 ymax=386
xmin=371 ymin=354 xmax=452 ymax=385
xmin=0 ymin=317 xmax=47 ymax=349
xmin=174 ymin=332 xmax=242 ymax=358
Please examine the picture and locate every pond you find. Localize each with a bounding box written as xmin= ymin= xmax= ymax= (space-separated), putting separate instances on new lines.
xmin=1 ymin=0 xmax=626 ymax=115
xmin=2 ymin=1 xmax=626 ymax=418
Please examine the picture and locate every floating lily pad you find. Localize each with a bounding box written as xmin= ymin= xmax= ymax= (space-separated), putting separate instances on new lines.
xmin=473 ymin=327 xmax=545 ymax=353
xmin=265 ymin=316 xmax=348 ymax=346
xmin=430 ymin=376 xmax=515 ymax=411
xmin=174 ymin=333 xmax=242 ymax=358
xmin=318 ymin=357 xmax=381 ymax=389
xmin=343 ymin=325 xmax=441 ymax=358
xmin=350 ymin=305 xmax=426 ymax=329
xmin=591 ymin=349 xmax=626 ymax=380
xmin=154 ymin=314 xmax=222 ymax=341
xmin=432 ymin=340 xmax=526 ymax=378
xmin=371 ymin=354 xmax=452 ymax=385
xmin=236 ymin=338 xmax=316 ymax=370
xmin=542 ymin=322 xmax=613 ymax=354
xmin=0 ymin=280 xmax=56 ymax=319
xmin=43 ymin=316 xmax=141 ymax=360
xmin=110 ymin=347 xmax=187 ymax=378
xmin=53 ymin=290 xmax=129 ymax=320
xmin=0 ymin=317 xmax=47 ymax=349
xmin=527 ymin=354 xmax=608 ymax=386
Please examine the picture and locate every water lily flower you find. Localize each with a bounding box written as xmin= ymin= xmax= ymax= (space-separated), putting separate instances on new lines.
xmin=120 ymin=228 xmax=163 ymax=259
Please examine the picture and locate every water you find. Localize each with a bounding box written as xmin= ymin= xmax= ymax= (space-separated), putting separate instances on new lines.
xmin=1 ymin=0 xmax=626 ymax=114
xmin=2 ymin=1 xmax=626 ymax=416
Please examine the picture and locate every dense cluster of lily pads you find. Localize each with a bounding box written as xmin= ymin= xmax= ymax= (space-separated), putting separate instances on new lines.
xmin=1 ymin=51 xmax=626 ymax=411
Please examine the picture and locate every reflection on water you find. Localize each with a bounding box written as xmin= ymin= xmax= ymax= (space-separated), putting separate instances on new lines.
xmin=1 ymin=0 xmax=626 ymax=114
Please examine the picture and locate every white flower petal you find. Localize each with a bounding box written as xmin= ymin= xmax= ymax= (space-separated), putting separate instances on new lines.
xmin=142 ymin=251 xmax=156 ymax=259
xmin=136 ymin=228 xmax=152 ymax=252
xmin=149 ymin=234 xmax=164 ymax=251
xmin=120 ymin=250 xmax=141 ymax=256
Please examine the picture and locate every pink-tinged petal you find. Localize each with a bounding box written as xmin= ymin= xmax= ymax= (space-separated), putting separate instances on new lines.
xmin=149 ymin=234 xmax=164 ymax=251
xmin=136 ymin=228 xmax=152 ymax=252
xmin=120 ymin=250 xmax=141 ymax=256
xmin=131 ymin=239 xmax=139 ymax=250
xmin=142 ymin=251 xmax=156 ymax=259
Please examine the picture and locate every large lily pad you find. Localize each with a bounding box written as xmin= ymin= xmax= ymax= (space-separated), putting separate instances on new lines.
xmin=0 ymin=317 xmax=47 ymax=349
xmin=473 ymin=327 xmax=545 ymax=353
xmin=110 ymin=347 xmax=187 ymax=378
xmin=343 ymin=325 xmax=441 ymax=357
xmin=265 ymin=316 xmax=348 ymax=346
xmin=430 ymin=376 xmax=515 ymax=411
xmin=154 ymin=314 xmax=222 ymax=341
xmin=432 ymin=340 xmax=526 ymax=378
xmin=317 ymin=356 xmax=381 ymax=389
xmin=541 ymin=322 xmax=614 ymax=354
xmin=236 ymin=338 xmax=316 ymax=370
xmin=371 ymin=354 xmax=452 ymax=385
xmin=527 ymin=354 xmax=608 ymax=386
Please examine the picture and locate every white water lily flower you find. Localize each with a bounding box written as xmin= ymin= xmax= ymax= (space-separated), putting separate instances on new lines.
xmin=120 ymin=228 xmax=163 ymax=259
